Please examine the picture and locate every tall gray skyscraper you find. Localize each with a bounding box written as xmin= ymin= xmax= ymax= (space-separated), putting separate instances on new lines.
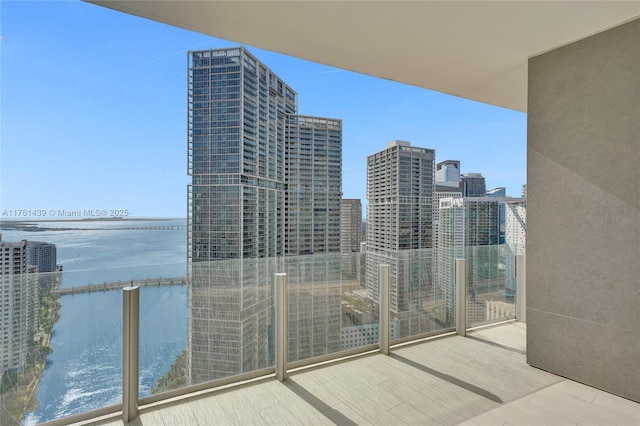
xmin=187 ymin=47 xmax=342 ymax=382
xmin=285 ymin=115 xmax=342 ymax=256
xmin=365 ymin=141 xmax=435 ymax=320
xmin=461 ymin=173 xmax=486 ymax=197
xmin=188 ymin=47 xmax=297 ymax=264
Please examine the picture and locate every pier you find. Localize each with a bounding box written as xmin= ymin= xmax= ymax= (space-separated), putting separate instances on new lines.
xmin=51 ymin=277 xmax=189 ymax=296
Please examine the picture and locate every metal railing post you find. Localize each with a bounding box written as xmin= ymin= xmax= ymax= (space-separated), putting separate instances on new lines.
xmin=455 ymin=258 xmax=467 ymax=337
xmin=379 ymin=264 xmax=390 ymax=355
xmin=516 ymin=255 xmax=526 ymax=323
xmin=275 ymin=273 xmax=288 ymax=381
xmin=123 ymin=286 xmax=139 ymax=422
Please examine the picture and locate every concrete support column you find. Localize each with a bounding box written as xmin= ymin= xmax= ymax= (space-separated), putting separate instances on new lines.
xmin=527 ymin=19 xmax=639 ymax=402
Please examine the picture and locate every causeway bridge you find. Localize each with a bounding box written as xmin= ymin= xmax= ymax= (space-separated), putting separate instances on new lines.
xmin=108 ymin=225 xmax=186 ymax=231
xmin=52 ymin=277 xmax=189 ymax=296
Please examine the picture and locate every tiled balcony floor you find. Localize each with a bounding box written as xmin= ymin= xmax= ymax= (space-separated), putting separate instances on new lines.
xmin=84 ymin=322 xmax=639 ymax=425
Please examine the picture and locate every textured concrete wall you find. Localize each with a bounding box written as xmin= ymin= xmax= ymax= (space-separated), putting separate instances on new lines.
xmin=527 ymin=18 xmax=639 ymax=402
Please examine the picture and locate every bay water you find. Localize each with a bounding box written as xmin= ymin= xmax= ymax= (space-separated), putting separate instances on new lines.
xmin=1 ymin=218 xmax=188 ymax=424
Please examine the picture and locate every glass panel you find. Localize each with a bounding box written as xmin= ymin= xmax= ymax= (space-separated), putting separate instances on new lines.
xmin=10 ymin=270 xmax=123 ymax=425
xmin=137 ymin=267 xmax=188 ymax=398
xmin=466 ymin=244 xmax=516 ymax=328
xmin=393 ymin=248 xmax=450 ymax=340
xmin=284 ymin=252 xmax=376 ymax=363
xmin=187 ymin=257 xmax=278 ymax=385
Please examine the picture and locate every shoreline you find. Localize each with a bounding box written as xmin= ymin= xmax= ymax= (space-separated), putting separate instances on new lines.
xmin=1 ymin=274 xmax=62 ymax=426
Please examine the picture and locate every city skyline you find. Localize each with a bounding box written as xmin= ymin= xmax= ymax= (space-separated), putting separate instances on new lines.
xmin=1 ymin=1 xmax=526 ymax=219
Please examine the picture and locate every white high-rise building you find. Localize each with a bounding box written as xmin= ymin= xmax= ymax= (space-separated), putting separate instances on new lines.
xmin=436 ymin=197 xmax=500 ymax=324
xmin=433 ymin=188 xmax=463 ymax=248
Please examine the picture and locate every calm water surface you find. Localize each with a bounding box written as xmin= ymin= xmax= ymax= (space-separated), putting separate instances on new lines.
xmin=1 ymin=218 xmax=188 ymax=424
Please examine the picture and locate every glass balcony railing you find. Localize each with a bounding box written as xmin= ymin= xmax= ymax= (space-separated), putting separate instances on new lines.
xmin=1 ymin=246 xmax=524 ymax=425
xmin=463 ymin=245 xmax=516 ymax=328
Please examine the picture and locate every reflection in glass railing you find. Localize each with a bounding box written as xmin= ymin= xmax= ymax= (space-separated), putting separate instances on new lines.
xmin=284 ymin=252 xmax=377 ymax=363
xmin=0 ymin=264 xmax=188 ymax=425
xmin=464 ymin=245 xmax=516 ymax=328
xmin=1 ymin=272 xmax=52 ymax=426
xmin=2 ymin=246 xmax=518 ymax=424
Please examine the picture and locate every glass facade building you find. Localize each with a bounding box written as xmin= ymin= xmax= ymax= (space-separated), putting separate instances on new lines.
xmin=284 ymin=115 xmax=342 ymax=256
xmin=187 ymin=48 xmax=343 ymax=382
xmin=461 ymin=173 xmax=486 ymax=197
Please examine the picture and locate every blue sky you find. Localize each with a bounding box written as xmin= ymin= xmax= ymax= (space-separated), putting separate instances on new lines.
xmin=1 ymin=1 xmax=526 ymax=219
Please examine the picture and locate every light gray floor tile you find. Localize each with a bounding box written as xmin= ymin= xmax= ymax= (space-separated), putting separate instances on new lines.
xmin=591 ymin=390 xmax=640 ymax=420
xmin=186 ymin=394 xmax=233 ymax=425
xmin=76 ymin=323 xmax=640 ymax=426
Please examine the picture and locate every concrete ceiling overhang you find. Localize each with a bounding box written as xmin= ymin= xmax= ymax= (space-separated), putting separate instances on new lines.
xmin=86 ymin=1 xmax=640 ymax=112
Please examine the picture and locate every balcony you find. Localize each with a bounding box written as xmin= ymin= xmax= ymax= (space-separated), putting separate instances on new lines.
xmin=1 ymin=248 xmax=635 ymax=425
xmin=72 ymin=322 xmax=639 ymax=425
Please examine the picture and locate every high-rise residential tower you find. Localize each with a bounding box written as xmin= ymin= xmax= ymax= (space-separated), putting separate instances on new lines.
xmin=187 ymin=47 xmax=343 ymax=382
xmin=433 ymin=186 xmax=463 ymax=248
xmin=27 ymin=241 xmax=57 ymax=273
xmin=188 ymin=47 xmax=297 ymax=264
xmin=0 ymin=236 xmax=33 ymax=378
xmin=365 ymin=141 xmax=435 ymax=320
xmin=187 ymin=47 xmax=297 ymax=381
xmin=284 ymin=115 xmax=342 ymax=256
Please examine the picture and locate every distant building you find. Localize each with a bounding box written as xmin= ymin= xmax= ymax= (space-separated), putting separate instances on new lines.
xmin=434 ymin=187 xmax=463 ymax=248
xmin=435 ymin=160 xmax=461 ymax=185
xmin=340 ymin=199 xmax=363 ymax=280
xmin=521 ymin=184 xmax=527 ymax=199
xmin=285 ymin=115 xmax=342 ymax=256
xmin=486 ymin=187 xmax=507 ymax=244
xmin=28 ymin=241 xmax=57 ymax=273
xmin=436 ymin=197 xmax=500 ymax=324
xmin=340 ymin=199 xmax=362 ymax=253
xmin=0 ymin=236 xmax=34 ymax=378
xmin=366 ymin=141 xmax=436 ymax=336
xmin=461 ymin=173 xmax=486 ymax=197
xmin=0 ymin=236 xmax=27 ymax=276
